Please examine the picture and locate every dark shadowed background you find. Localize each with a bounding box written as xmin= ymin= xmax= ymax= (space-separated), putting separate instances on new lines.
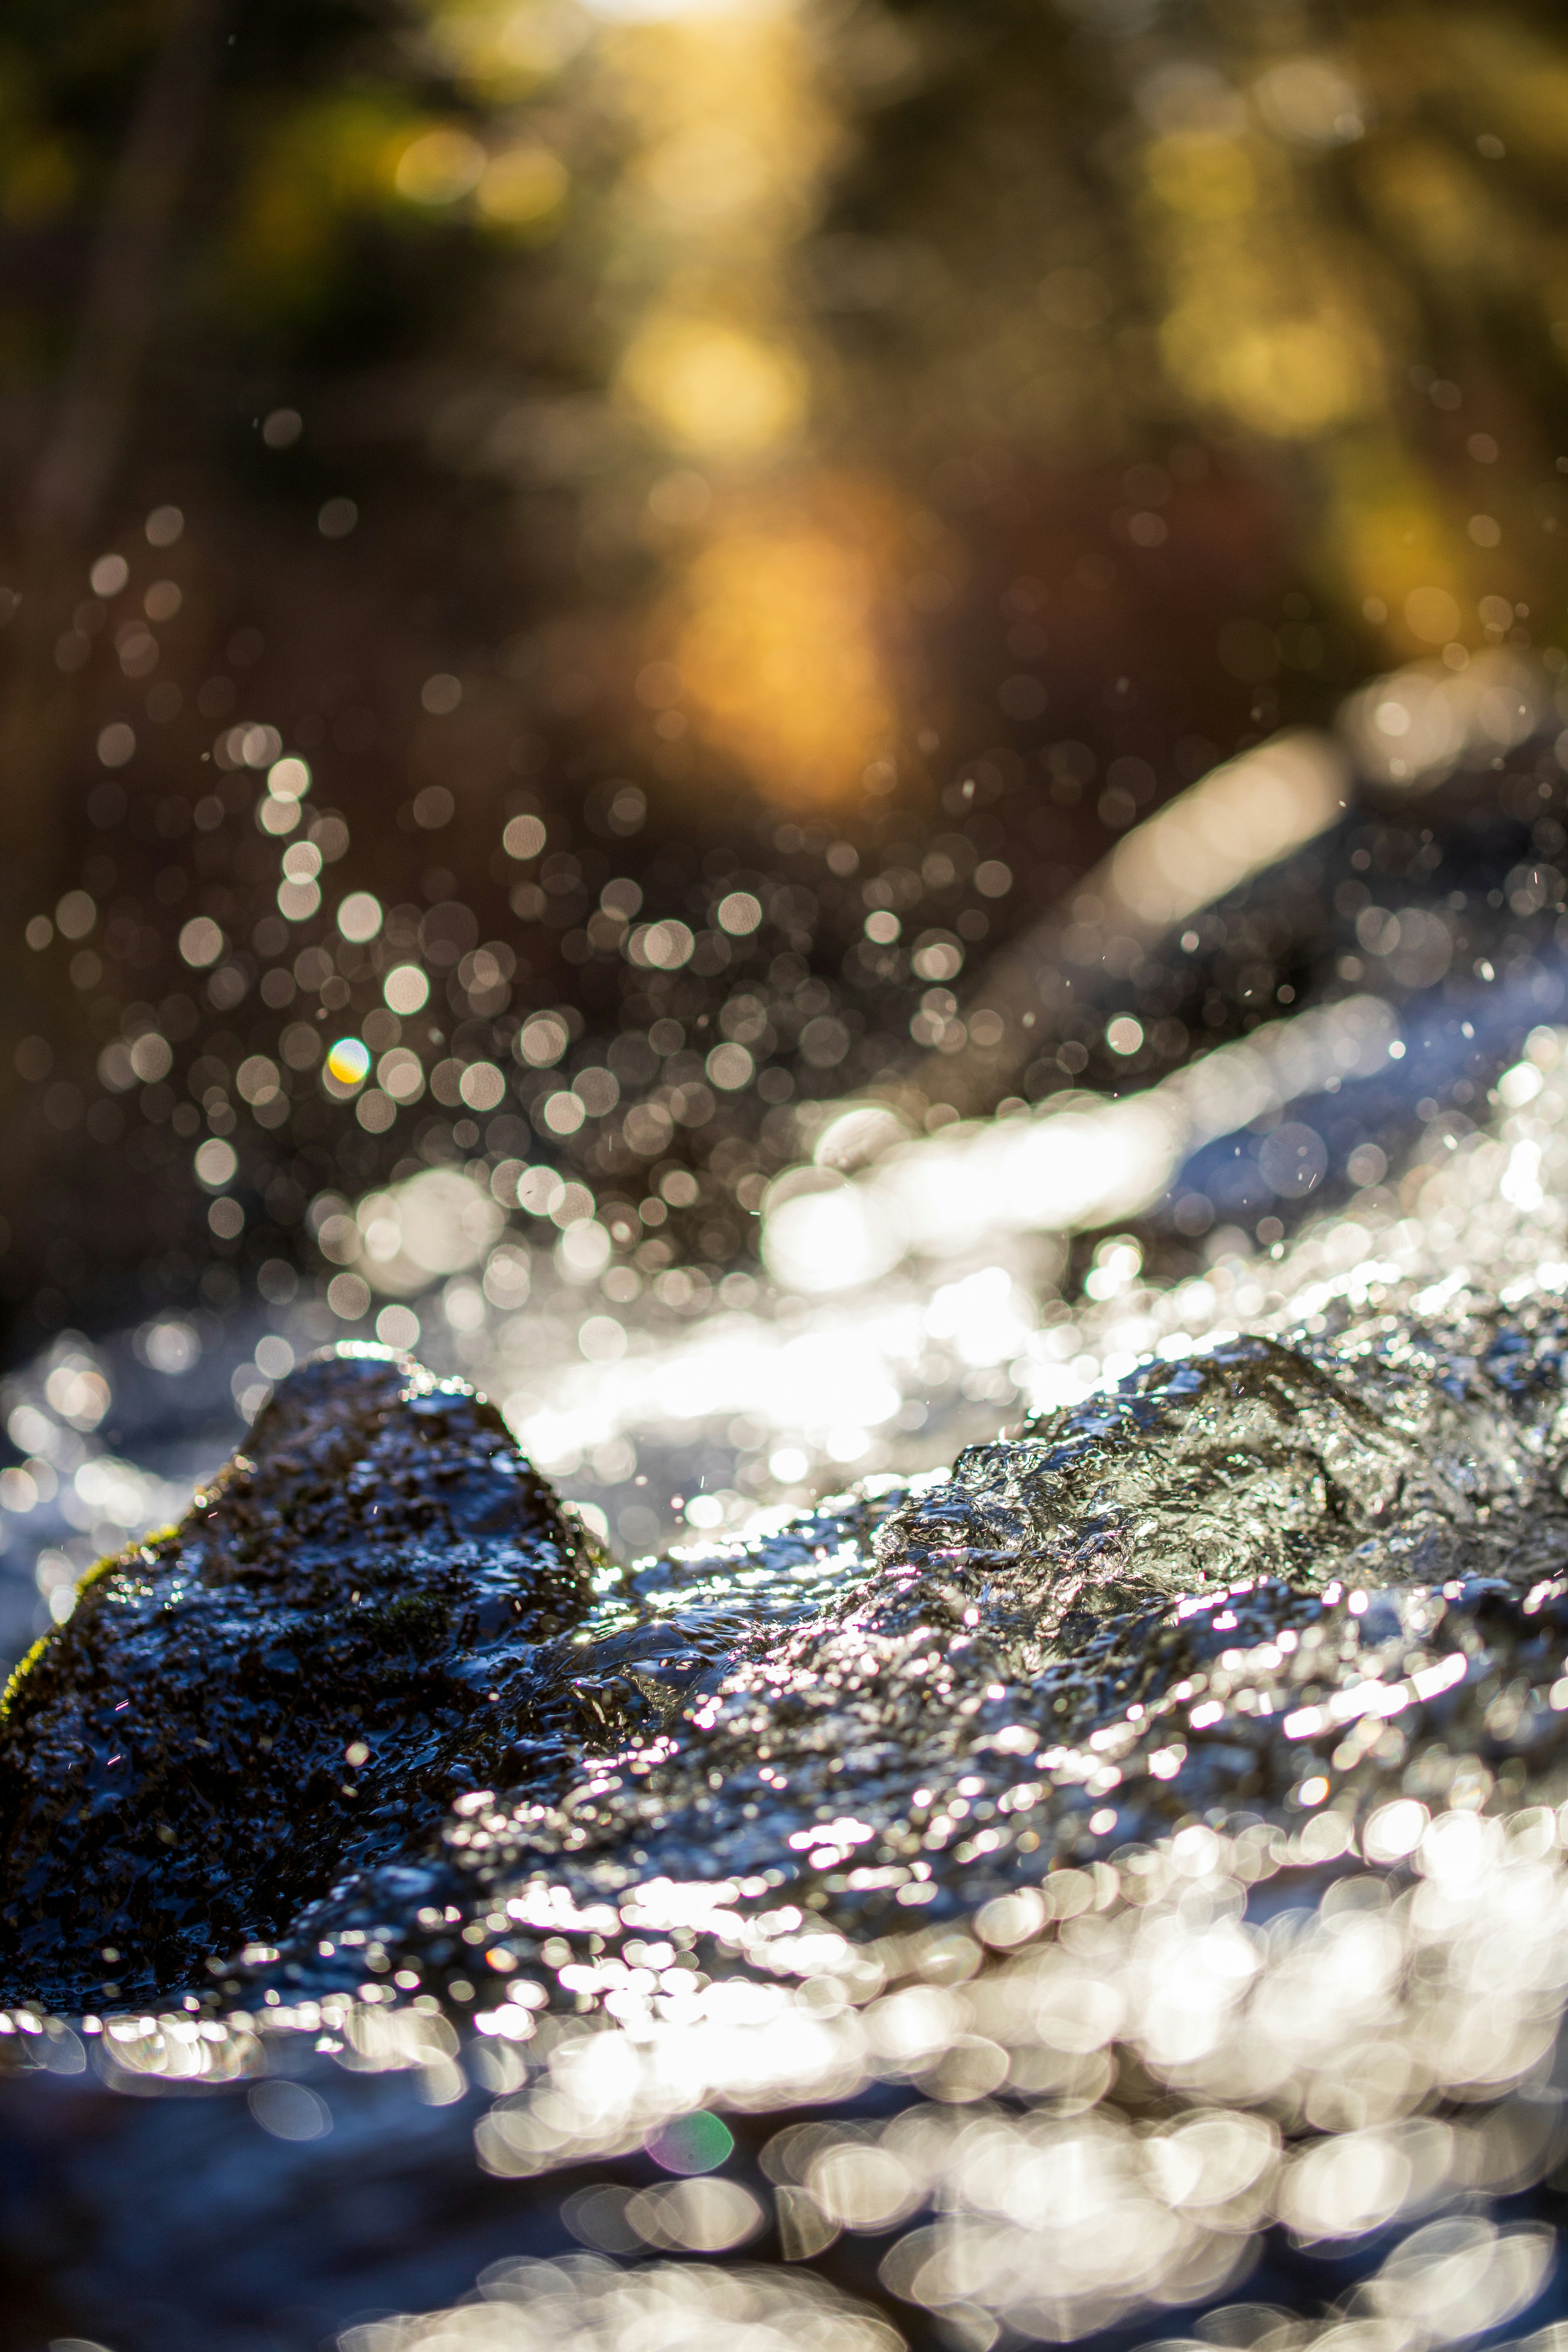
xmin=4 ymin=0 xmax=1568 ymax=1361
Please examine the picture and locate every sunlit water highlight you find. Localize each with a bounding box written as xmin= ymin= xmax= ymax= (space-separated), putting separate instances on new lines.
xmin=8 ymin=1017 xmax=1568 ymax=2344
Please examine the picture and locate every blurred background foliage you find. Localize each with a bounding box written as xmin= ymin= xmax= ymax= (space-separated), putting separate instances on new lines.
xmin=1 ymin=0 xmax=1567 ymax=1353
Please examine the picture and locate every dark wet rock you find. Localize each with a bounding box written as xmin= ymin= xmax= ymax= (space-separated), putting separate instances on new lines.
xmin=11 ymin=1291 xmax=1568 ymax=2023
xmin=0 ymin=1349 xmax=596 ymax=2011
xmin=234 ymin=1292 xmax=1568 ymax=2014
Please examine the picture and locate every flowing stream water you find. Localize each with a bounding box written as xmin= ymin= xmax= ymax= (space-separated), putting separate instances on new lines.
xmin=6 ymin=1015 xmax=1568 ymax=2352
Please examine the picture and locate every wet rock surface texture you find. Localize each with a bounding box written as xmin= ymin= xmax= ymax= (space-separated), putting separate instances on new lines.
xmin=0 ymin=1351 xmax=595 ymax=2008
xmin=11 ymin=1225 xmax=1568 ymax=2350
xmin=8 ymin=1277 xmax=1568 ymax=2019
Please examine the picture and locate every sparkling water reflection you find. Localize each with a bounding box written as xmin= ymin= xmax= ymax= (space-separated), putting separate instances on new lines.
xmin=10 ymin=1018 xmax=1568 ymax=2347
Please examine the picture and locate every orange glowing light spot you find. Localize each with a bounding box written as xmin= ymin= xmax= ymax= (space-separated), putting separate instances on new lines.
xmin=668 ymin=488 xmax=903 ymax=807
xmin=620 ymin=315 xmax=805 ymax=459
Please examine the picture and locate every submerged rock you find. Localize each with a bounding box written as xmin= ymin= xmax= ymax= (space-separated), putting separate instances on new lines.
xmin=0 ymin=1348 xmax=596 ymax=2010
xmin=7 ymin=1281 xmax=1568 ymax=2021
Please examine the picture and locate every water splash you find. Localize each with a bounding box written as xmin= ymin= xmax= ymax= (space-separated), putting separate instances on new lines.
xmin=12 ymin=1032 xmax=1568 ymax=2349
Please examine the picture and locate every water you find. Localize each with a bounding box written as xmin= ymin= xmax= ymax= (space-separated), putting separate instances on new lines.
xmin=12 ymin=4 xmax=1568 ymax=2328
xmin=8 ymin=1024 xmax=1568 ymax=2347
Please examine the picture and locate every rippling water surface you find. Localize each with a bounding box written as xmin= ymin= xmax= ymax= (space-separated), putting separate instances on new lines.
xmin=8 ymin=1024 xmax=1568 ymax=2349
